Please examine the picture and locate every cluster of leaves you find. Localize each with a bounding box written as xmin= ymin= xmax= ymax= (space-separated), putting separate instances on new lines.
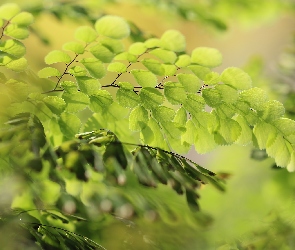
xmin=33 ymin=12 xmax=295 ymax=171
xmin=0 ymin=3 xmax=34 ymax=72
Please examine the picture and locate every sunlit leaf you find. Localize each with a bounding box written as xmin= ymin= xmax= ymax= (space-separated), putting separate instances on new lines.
xmin=191 ymin=47 xmax=222 ymax=68
xmin=0 ymin=39 xmax=26 ymax=58
xmin=62 ymin=42 xmax=85 ymax=54
xmin=62 ymin=92 xmax=90 ymax=113
xmin=139 ymin=87 xmax=164 ymax=109
xmin=59 ymin=112 xmax=81 ymax=139
xmin=45 ymin=50 xmax=71 ymax=64
xmin=80 ymin=58 xmax=106 ymax=79
xmin=107 ymin=62 xmax=127 ymax=73
xmin=188 ymin=65 xmax=211 ymax=80
xmin=142 ymin=58 xmax=165 ymax=76
xmin=0 ymin=3 xmax=20 ymax=20
xmin=89 ymin=90 xmax=113 ymax=113
xmin=145 ymin=38 xmax=161 ymax=48
xmin=68 ymin=66 xmax=87 ymax=77
xmin=90 ymin=43 xmax=114 ymax=63
xmin=221 ymin=67 xmax=252 ymax=90
xmin=4 ymin=24 xmax=29 ymax=39
xmin=74 ymin=26 xmax=97 ymax=43
xmin=76 ymin=76 xmax=100 ymax=95
xmin=129 ymin=42 xmax=147 ymax=55
xmin=5 ymin=57 xmax=27 ymax=71
xmin=129 ymin=105 xmax=149 ymax=131
xmin=160 ymin=30 xmax=186 ymax=52
xmin=150 ymin=48 xmax=177 ymax=64
xmin=38 ymin=67 xmax=61 ymax=78
xmin=117 ymin=88 xmax=140 ymax=108
xmin=114 ymin=52 xmax=137 ymax=62
xmin=131 ymin=69 xmax=158 ymax=88
xmin=43 ymin=96 xmax=66 ymax=115
xmin=10 ymin=11 xmax=34 ymax=26
xmin=95 ymin=15 xmax=130 ymax=39
xmin=175 ymin=54 xmax=191 ymax=68
xmin=164 ymin=81 xmax=187 ymax=105
xmin=177 ymin=73 xmax=201 ymax=93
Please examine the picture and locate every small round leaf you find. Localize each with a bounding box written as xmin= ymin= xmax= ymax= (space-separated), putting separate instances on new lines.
xmin=95 ymin=15 xmax=130 ymax=39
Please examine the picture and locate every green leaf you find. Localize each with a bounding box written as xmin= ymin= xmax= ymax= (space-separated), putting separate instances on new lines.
xmin=114 ymin=52 xmax=137 ymax=62
xmin=272 ymin=118 xmax=295 ymax=136
xmin=191 ymin=47 xmax=222 ymax=68
xmin=0 ymin=39 xmax=26 ymax=58
xmin=202 ymin=88 xmax=222 ymax=107
xmin=129 ymin=42 xmax=147 ymax=55
xmin=177 ymin=73 xmax=201 ymax=93
xmin=259 ymin=100 xmax=285 ymax=122
xmin=0 ymin=3 xmax=20 ymax=20
xmin=152 ymin=106 xmax=175 ymax=123
xmin=100 ymin=37 xmax=124 ymax=54
xmin=174 ymin=107 xmax=187 ymax=128
xmin=80 ymin=58 xmax=106 ymax=79
xmin=160 ymin=30 xmax=186 ymax=52
xmin=68 ymin=66 xmax=87 ymax=76
xmin=164 ymin=82 xmax=187 ymax=105
xmin=175 ymin=54 xmax=191 ymax=68
xmin=266 ymin=135 xmax=292 ymax=168
xmin=95 ymin=15 xmax=130 ymax=39
xmin=215 ymin=84 xmax=238 ymax=104
xmin=43 ymin=96 xmax=66 ymax=115
xmin=118 ymin=81 xmax=134 ymax=90
xmin=4 ymin=24 xmax=29 ymax=39
xmin=233 ymin=115 xmax=252 ymax=145
xmin=89 ymin=90 xmax=113 ymax=113
xmin=181 ymin=119 xmax=196 ymax=145
xmin=62 ymin=92 xmax=90 ymax=113
xmin=45 ymin=50 xmax=71 ymax=64
xmin=131 ymin=69 xmax=158 ymax=88
xmin=76 ymin=76 xmax=100 ymax=95
xmin=183 ymin=93 xmax=205 ymax=117
xmin=129 ymin=105 xmax=149 ymax=131
xmin=188 ymin=65 xmax=211 ymax=80
xmin=89 ymin=43 xmax=114 ymax=63
xmin=10 ymin=11 xmax=34 ymax=26
xmin=149 ymin=48 xmax=177 ymax=64
xmin=38 ymin=67 xmax=61 ymax=78
xmin=194 ymin=126 xmax=217 ymax=154
xmin=253 ymin=121 xmax=277 ymax=149
xmin=221 ymin=67 xmax=252 ymax=90
xmin=144 ymin=38 xmax=161 ymax=48
xmin=139 ymin=87 xmax=164 ymax=109
xmin=214 ymin=103 xmax=236 ymax=119
xmin=116 ymin=88 xmax=140 ymax=108
xmin=204 ymin=72 xmax=220 ymax=85
xmin=239 ymin=87 xmax=268 ymax=110
xmin=60 ymin=81 xmax=78 ymax=93
xmin=74 ymin=26 xmax=97 ymax=43
xmin=162 ymin=64 xmax=177 ymax=76
xmin=215 ymin=118 xmax=241 ymax=144
xmin=146 ymin=117 xmax=168 ymax=149
xmin=62 ymin=42 xmax=85 ymax=54
xmin=59 ymin=112 xmax=81 ymax=139
xmin=104 ymin=102 xmax=129 ymax=121
xmin=107 ymin=62 xmax=127 ymax=73
xmin=142 ymin=58 xmax=165 ymax=76
xmin=5 ymin=57 xmax=27 ymax=72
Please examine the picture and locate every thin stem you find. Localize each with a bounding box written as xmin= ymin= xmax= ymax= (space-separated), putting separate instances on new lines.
xmin=0 ymin=20 xmax=10 ymax=40
xmin=53 ymin=53 xmax=79 ymax=91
